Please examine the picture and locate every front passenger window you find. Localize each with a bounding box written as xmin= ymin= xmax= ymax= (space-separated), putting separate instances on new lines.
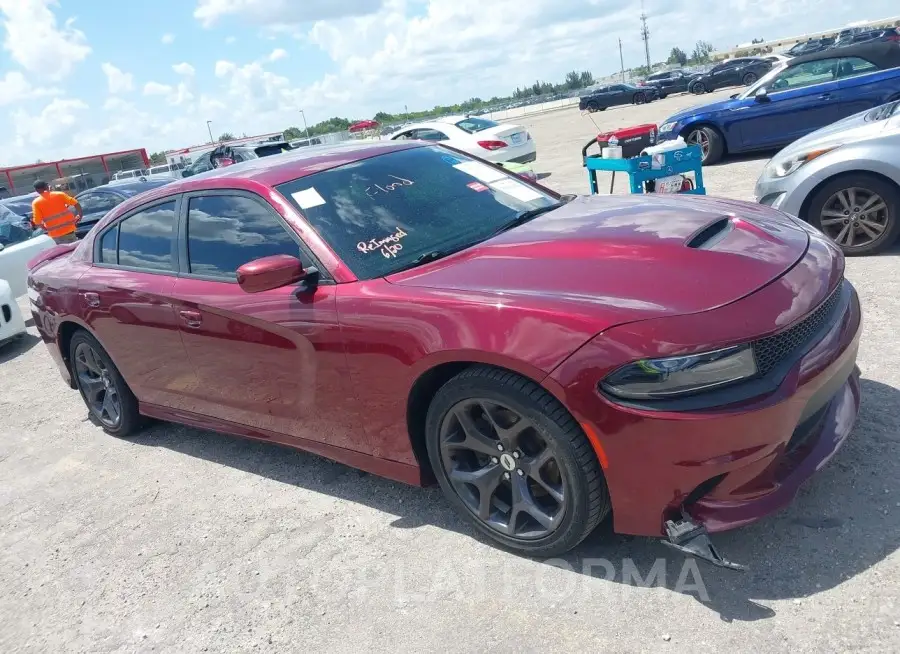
xmin=186 ymin=195 xmax=299 ymax=279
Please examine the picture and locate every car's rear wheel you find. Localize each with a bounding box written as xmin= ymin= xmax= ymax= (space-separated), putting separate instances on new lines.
xmin=425 ymin=366 xmax=610 ymax=557
xmin=742 ymin=72 xmax=758 ymax=86
xmin=585 ymin=102 xmax=600 ymax=113
xmin=633 ymin=93 xmax=647 ymax=105
xmin=807 ymin=174 xmax=900 ymax=256
xmin=691 ymin=81 xmax=706 ymax=94
xmin=684 ymin=125 xmax=725 ymax=165
xmin=70 ymin=330 xmax=142 ymax=437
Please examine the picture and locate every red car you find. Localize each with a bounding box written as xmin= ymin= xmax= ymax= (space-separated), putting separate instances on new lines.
xmin=27 ymin=141 xmax=861 ymax=564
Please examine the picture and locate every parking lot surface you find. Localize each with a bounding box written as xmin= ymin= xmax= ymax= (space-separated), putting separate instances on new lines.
xmin=1 ymin=90 xmax=899 ymax=653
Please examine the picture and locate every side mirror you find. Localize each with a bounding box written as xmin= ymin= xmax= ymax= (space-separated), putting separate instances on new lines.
xmin=755 ymin=87 xmax=770 ymax=103
xmin=237 ymin=255 xmax=306 ymax=293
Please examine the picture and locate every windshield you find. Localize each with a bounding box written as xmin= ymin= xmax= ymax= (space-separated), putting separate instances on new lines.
xmin=276 ymin=145 xmax=558 ymax=279
xmin=454 ymin=117 xmax=500 ymax=134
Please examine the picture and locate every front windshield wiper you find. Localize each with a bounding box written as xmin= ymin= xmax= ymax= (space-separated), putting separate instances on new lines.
xmin=490 ymin=201 xmax=566 ymax=237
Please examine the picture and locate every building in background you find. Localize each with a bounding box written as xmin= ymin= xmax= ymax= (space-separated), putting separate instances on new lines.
xmin=1 ymin=149 xmax=150 ymax=198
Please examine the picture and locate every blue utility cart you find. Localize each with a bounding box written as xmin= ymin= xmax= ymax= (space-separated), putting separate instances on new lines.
xmin=584 ymin=144 xmax=706 ymax=196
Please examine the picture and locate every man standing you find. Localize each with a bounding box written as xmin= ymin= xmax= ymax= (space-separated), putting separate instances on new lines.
xmin=31 ymin=180 xmax=82 ymax=244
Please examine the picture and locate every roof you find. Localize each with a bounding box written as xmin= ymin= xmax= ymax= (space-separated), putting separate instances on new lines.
xmin=789 ymin=41 xmax=900 ymax=67
xmin=76 ymin=179 xmax=174 ymax=197
xmin=103 ymin=141 xmax=425 ymax=217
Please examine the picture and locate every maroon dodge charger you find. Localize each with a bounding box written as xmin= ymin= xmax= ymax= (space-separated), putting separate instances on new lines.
xmin=27 ymin=141 xmax=861 ymax=564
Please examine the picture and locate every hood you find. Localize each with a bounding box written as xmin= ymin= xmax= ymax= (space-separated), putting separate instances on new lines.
xmin=388 ymin=194 xmax=810 ymax=330
xmin=663 ymin=96 xmax=748 ymax=125
xmin=776 ymin=102 xmax=898 ymax=157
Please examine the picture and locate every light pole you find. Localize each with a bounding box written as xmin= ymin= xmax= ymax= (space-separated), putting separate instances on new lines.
xmin=206 ymin=120 xmax=214 ymax=143
xmin=298 ymin=109 xmax=311 ymax=143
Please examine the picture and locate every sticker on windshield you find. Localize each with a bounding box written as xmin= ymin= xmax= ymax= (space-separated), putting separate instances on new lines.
xmin=292 ymin=187 xmax=326 ymax=209
xmin=441 ymin=154 xmax=463 ymax=165
xmin=453 ymin=161 xmax=506 ymax=183
xmin=467 ymin=182 xmax=489 ymax=192
xmin=357 ymin=227 xmax=408 ymax=259
xmin=488 ymin=178 xmax=543 ymax=202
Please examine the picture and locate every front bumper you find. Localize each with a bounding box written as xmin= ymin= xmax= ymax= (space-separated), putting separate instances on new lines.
xmin=549 ymin=240 xmax=860 ymax=537
xmin=755 ymin=173 xmax=807 ymax=217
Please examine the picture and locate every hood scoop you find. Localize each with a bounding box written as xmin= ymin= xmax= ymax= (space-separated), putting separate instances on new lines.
xmin=685 ymin=217 xmax=734 ymax=250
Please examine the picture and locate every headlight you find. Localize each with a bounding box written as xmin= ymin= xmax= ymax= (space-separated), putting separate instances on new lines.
xmin=766 ymin=146 xmax=839 ymax=178
xmin=658 ymin=121 xmax=678 ymax=134
xmin=600 ymin=345 xmax=757 ymax=400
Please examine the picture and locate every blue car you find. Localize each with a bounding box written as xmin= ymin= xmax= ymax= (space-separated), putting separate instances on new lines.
xmin=74 ymin=178 xmax=175 ymax=239
xmin=657 ymin=42 xmax=900 ymax=164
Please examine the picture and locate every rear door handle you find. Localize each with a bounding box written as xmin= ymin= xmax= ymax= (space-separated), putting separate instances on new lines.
xmin=83 ymin=292 xmax=100 ymax=308
xmin=179 ymin=310 xmax=202 ymax=328
xmin=818 ymin=93 xmax=832 ymax=100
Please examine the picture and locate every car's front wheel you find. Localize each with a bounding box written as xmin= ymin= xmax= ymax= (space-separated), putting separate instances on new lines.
xmin=585 ymin=102 xmax=599 ymax=113
xmin=807 ymin=174 xmax=900 ymax=256
xmin=684 ymin=125 xmax=725 ymax=164
xmin=70 ymin=330 xmax=142 ymax=437
xmin=633 ymin=92 xmax=647 ymax=105
xmin=742 ymin=72 xmax=758 ymax=86
xmin=691 ymin=81 xmax=706 ymax=94
xmin=425 ymin=366 xmax=610 ymax=557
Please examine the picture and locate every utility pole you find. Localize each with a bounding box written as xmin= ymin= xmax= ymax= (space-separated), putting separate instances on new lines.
xmin=618 ymin=38 xmax=626 ymax=82
xmin=640 ymin=0 xmax=651 ymax=70
xmin=206 ymin=120 xmax=214 ymax=143
xmin=299 ymin=109 xmax=311 ymax=142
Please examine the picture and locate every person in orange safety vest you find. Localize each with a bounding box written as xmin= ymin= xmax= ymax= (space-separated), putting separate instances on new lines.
xmin=31 ymin=180 xmax=82 ymax=244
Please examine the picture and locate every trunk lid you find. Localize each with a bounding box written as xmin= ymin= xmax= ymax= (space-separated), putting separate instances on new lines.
xmin=388 ymin=194 xmax=809 ymax=326
xmin=481 ymin=123 xmax=529 ymax=147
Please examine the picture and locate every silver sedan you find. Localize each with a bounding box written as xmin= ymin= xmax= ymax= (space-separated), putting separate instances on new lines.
xmin=755 ymin=100 xmax=900 ymax=255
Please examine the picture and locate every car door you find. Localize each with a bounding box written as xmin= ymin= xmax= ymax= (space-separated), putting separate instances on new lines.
xmin=168 ymin=190 xmax=369 ymax=452
xmin=81 ymin=197 xmax=200 ymax=410
xmin=734 ymin=57 xmax=846 ymax=150
xmin=832 ymin=56 xmax=886 ymax=116
xmin=707 ymin=62 xmax=736 ymax=90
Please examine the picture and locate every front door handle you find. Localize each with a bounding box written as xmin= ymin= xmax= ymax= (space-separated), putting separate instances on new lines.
xmin=818 ymin=93 xmax=832 ymax=100
xmin=83 ymin=292 xmax=100 ymax=308
xmin=179 ymin=310 xmax=202 ymax=328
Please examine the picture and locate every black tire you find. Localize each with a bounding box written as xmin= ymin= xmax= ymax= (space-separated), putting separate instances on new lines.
xmin=691 ymin=81 xmax=706 ymax=94
xmin=70 ymin=330 xmax=143 ymax=437
xmin=805 ymin=173 xmax=900 ymax=256
xmin=585 ymin=102 xmax=599 ymax=113
xmin=425 ymin=366 xmax=611 ymax=557
xmin=659 ymin=93 xmax=668 ymax=100
xmin=684 ymin=125 xmax=725 ymax=165
xmin=633 ymin=93 xmax=647 ymax=105
xmin=742 ymin=72 xmax=758 ymax=86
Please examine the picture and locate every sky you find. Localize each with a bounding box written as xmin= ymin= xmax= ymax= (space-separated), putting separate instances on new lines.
xmin=1 ymin=0 xmax=897 ymax=166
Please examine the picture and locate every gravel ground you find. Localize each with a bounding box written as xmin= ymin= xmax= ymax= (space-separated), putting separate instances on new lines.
xmin=1 ymin=89 xmax=899 ymax=653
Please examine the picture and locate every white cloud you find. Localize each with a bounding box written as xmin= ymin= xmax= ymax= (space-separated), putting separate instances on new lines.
xmin=101 ymin=62 xmax=134 ymax=94
xmin=268 ymin=48 xmax=288 ymax=62
xmin=0 ymin=70 xmax=59 ymax=106
xmin=194 ymin=0 xmax=384 ymax=28
xmin=11 ymin=97 xmax=89 ymax=152
xmin=144 ymin=81 xmax=173 ymax=96
xmin=0 ymin=0 xmax=91 ymax=80
xmin=173 ymin=62 xmax=196 ymax=76
xmin=161 ymin=32 xmax=175 ymax=44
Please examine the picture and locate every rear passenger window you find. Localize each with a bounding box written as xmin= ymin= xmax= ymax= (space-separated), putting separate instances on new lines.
xmin=99 ymin=224 xmax=118 ymax=263
xmin=186 ymin=195 xmax=298 ymax=279
xmin=117 ymin=201 xmax=177 ymax=271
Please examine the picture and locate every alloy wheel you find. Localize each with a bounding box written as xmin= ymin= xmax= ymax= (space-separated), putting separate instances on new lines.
xmin=686 ymin=129 xmax=710 ymax=160
xmin=438 ymin=398 xmax=568 ymax=540
xmin=743 ymin=73 xmax=758 ymax=85
xmin=819 ymin=187 xmax=890 ymax=249
xmin=73 ymin=342 xmax=122 ymax=428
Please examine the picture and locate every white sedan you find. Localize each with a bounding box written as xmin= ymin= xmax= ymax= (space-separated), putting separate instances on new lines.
xmin=389 ymin=116 xmax=536 ymax=164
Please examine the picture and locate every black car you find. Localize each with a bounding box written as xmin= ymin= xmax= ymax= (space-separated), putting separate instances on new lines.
xmin=643 ymin=69 xmax=692 ymax=98
xmin=688 ymin=57 xmax=773 ymax=94
xmin=578 ymin=83 xmax=658 ymax=112
xmin=74 ymin=179 xmax=175 ymax=239
xmin=787 ymin=38 xmax=835 ymax=56
xmin=848 ymin=28 xmax=900 ymax=46
xmin=181 ymin=141 xmax=294 ymax=178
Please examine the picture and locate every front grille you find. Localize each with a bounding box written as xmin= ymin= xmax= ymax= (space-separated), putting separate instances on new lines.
xmin=752 ymin=280 xmax=843 ymax=376
xmin=2 ymin=304 xmax=10 ymax=323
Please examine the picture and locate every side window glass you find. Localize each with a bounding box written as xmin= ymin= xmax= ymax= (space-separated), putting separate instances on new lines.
xmin=837 ymin=57 xmax=878 ymax=78
xmin=770 ymin=59 xmax=839 ymax=90
xmin=187 ymin=195 xmax=299 ymax=279
xmin=99 ymin=224 xmax=118 ymax=264
xmin=414 ymin=129 xmax=448 ymax=141
xmin=78 ymin=193 xmax=100 ymax=213
xmin=117 ymin=201 xmax=177 ymax=271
